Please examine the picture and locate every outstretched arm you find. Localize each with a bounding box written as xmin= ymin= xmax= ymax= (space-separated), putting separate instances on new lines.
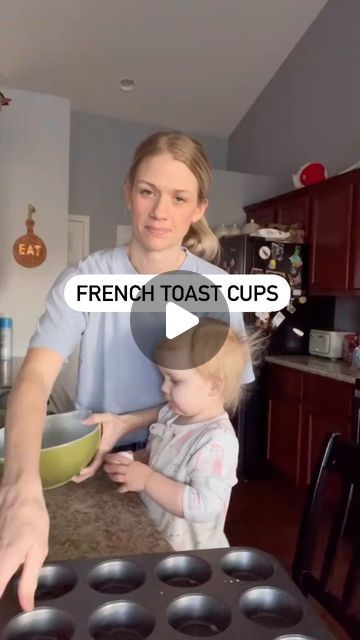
xmin=0 ymin=347 xmax=64 ymax=612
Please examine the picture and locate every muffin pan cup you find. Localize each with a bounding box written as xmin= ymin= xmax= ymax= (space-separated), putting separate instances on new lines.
xmin=0 ymin=547 xmax=335 ymax=639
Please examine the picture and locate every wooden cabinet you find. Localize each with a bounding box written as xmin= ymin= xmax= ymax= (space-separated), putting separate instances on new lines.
xmin=300 ymin=374 xmax=352 ymax=486
xmin=246 ymin=204 xmax=276 ymax=226
xmin=244 ymin=169 xmax=360 ymax=295
xmin=245 ymin=194 xmax=310 ymax=238
xmin=267 ymin=365 xmax=303 ymax=485
xmin=276 ymin=196 xmax=310 ymax=240
xmin=268 ymin=398 xmax=301 ymax=484
xmin=267 ymin=365 xmax=353 ymax=487
xmin=310 ymin=182 xmax=353 ymax=294
xmin=349 ymin=184 xmax=360 ymax=292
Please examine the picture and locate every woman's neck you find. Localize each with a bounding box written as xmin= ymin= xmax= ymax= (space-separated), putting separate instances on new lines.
xmin=127 ymin=240 xmax=187 ymax=274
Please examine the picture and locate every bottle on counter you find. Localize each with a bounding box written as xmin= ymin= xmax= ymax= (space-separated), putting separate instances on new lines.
xmin=342 ymin=333 xmax=359 ymax=363
xmin=353 ymin=346 xmax=360 ymax=370
xmin=0 ymin=317 xmax=13 ymax=361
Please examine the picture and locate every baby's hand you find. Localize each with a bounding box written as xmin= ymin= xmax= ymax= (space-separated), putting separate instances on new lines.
xmin=104 ymin=453 xmax=152 ymax=493
xmin=119 ymin=451 xmax=134 ymax=461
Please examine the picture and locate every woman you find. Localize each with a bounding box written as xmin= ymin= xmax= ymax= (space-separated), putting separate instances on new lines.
xmin=0 ymin=131 xmax=253 ymax=611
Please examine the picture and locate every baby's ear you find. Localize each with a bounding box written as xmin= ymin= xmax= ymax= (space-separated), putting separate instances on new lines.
xmin=210 ymin=377 xmax=224 ymax=397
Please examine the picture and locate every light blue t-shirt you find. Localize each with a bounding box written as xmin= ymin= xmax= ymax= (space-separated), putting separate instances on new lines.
xmin=30 ymin=246 xmax=254 ymax=444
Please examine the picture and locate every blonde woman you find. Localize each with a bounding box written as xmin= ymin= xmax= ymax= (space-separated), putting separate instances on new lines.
xmin=104 ymin=319 xmax=250 ymax=551
xmin=0 ymin=132 xmax=253 ymax=609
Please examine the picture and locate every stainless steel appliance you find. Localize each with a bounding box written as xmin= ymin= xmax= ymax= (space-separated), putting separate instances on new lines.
xmin=219 ymin=234 xmax=336 ymax=356
xmin=219 ymin=234 xmax=336 ymax=479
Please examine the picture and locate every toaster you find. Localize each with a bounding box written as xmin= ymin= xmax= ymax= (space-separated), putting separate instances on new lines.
xmin=309 ymin=329 xmax=348 ymax=359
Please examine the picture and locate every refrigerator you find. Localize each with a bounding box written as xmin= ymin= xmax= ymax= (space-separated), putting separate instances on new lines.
xmin=219 ymin=234 xmax=337 ymax=353
xmin=218 ymin=234 xmax=336 ymax=479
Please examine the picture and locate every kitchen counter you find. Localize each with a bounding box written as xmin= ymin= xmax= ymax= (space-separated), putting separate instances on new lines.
xmin=45 ymin=471 xmax=172 ymax=561
xmin=266 ymin=354 xmax=359 ymax=384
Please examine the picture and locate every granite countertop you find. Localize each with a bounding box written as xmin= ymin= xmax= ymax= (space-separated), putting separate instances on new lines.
xmin=266 ymin=354 xmax=360 ymax=384
xmin=45 ymin=471 xmax=172 ymax=561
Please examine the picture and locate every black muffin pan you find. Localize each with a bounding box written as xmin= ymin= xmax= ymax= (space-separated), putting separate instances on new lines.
xmin=0 ymin=547 xmax=334 ymax=639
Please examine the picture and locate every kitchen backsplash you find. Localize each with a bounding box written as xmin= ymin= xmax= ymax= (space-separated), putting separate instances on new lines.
xmin=334 ymin=297 xmax=360 ymax=332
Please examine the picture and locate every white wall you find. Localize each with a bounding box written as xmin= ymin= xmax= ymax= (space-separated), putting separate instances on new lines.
xmin=206 ymin=169 xmax=278 ymax=229
xmin=0 ymin=88 xmax=70 ymax=356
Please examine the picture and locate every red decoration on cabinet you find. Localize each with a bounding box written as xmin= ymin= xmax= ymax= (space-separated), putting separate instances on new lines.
xmin=293 ymin=163 xmax=327 ymax=189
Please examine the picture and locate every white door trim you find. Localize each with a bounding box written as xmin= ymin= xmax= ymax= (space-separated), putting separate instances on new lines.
xmin=68 ymin=214 xmax=90 ymax=260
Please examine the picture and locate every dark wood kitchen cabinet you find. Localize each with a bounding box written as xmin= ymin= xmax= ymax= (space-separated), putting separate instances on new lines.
xmin=244 ymin=169 xmax=360 ymax=295
xmin=246 ymin=195 xmax=311 ymax=240
xmin=276 ymin=196 xmax=311 ymax=239
xmin=267 ymin=364 xmax=353 ymax=487
xmin=349 ymin=183 xmax=360 ymax=291
xmin=300 ymin=374 xmax=353 ymax=486
xmin=246 ymin=204 xmax=276 ymax=226
xmin=309 ymin=182 xmax=353 ymax=293
xmin=267 ymin=365 xmax=302 ymax=485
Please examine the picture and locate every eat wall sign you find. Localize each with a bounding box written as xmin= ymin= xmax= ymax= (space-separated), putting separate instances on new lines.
xmin=13 ymin=204 xmax=47 ymax=268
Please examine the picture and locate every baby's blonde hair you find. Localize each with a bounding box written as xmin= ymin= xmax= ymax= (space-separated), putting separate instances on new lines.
xmin=126 ymin=131 xmax=219 ymax=262
xmin=155 ymin=318 xmax=251 ymax=414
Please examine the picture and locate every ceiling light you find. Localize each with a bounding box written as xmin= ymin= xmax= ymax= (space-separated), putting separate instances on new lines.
xmin=120 ymin=78 xmax=135 ymax=92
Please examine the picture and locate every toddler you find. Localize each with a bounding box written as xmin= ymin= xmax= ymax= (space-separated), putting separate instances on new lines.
xmin=104 ymin=318 xmax=251 ymax=550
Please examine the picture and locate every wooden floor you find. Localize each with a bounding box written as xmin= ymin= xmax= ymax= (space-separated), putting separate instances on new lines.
xmin=225 ymin=476 xmax=350 ymax=640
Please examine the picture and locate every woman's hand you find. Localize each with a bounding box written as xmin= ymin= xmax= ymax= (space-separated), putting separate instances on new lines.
xmin=72 ymin=405 xmax=160 ymax=483
xmin=103 ymin=453 xmax=152 ymax=493
xmin=0 ymin=483 xmax=49 ymax=611
xmin=72 ymin=413 xmax=128 ymax=482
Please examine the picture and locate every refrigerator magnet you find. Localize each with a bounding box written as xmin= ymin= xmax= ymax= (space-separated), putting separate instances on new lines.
xmin=289 ymin=272 xmax=302 ymax=287
xmin=268 ymin=258 xmax=277 ymax=270
xmin=293 ymin=328 xmax=305 ymax=337
xmin=271 ymin=311 xmax=286 ymax=328
xmin=271 ymin=242 xmax=284 ymax=261
xmin=255 ymin=312 xmax=270 ymax=330
xmin=287 ymin=300 xmax=296 ymax=314
xmin=259 ymin=245 xmax=271 ymax=260
xmin=289 ymin=246 xmax=303 ymax=269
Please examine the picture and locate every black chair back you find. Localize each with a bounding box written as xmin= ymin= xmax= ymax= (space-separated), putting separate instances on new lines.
xmin=293 ymin=433 xmax=360 ymax=639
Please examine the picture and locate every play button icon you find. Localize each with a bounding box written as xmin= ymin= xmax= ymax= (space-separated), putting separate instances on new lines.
xmin=166 ymin=302 xmax=199 ymax=339
xmin=130 ymin=270 xmax=230 ymax=370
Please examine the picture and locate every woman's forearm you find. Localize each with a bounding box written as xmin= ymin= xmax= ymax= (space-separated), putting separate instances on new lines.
xmin=144 ymin=471 xmax=184 ymax=517
xmin=4 ymin=377 xmax=50 ymax=486
xmin=121 ymin=406 xmax=161 ymax=435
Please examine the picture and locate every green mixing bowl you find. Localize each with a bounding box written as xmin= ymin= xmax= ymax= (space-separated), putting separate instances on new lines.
xmin=0 ymin=409 xmax=100 ymax=490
